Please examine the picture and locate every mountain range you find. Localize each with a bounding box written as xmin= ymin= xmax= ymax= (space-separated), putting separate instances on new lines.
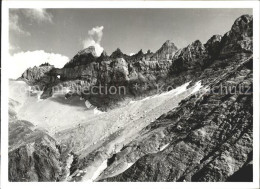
xmin=9 ymin=14 xmax=253 ymax=182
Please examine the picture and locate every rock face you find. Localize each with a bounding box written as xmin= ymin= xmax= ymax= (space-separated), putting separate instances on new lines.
xmin=19 ymin=63 xmax=57 ymax=86
xmin=97 ymin=51 xmax=110 ymax=62
xmin=21 ymin=41 xmax=180 ymax=108
xmin=99 ymin=54 xmax=253 ymax=182
xmin=64 ymin=46 xmax=97 ymax=68
xmin=8 ymin=99 xmax=71 ymax=182
xmin=151 ymin=40 xmax=178 ymax=60
xmin=170 ymin=40 xmax=207 ymax=73
xmin=97 ymin=14 xmax=253 ymax=182
xmin=9 ymin=133 xmax=63 ymax=182
xmin=110 ymin=48 xmax=129 ymax=60
xmin=205 ymin=35 xmax=222 ymax=59
xmin=128 ymin=49 xmax=145 ymax=62
xmin=13 ymin=14 xmax=253 ymax=182
xmin=220 ymin=14 xmax=253 ymax=56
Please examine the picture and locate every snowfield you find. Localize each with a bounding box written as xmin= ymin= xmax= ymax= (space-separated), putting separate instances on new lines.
xmin=9 ymin=79 xmax=203 ymax=181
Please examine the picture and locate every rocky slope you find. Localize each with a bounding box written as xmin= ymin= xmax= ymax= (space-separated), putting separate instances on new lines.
xmin=97 ymin=14 xmax=253 ymax=182
xmin=9 ymin=14 xmax=253 ymax=182
xmin=8 ymin=98 xmax=72 ymax=181
xmin=99 ymin=53 xmax=253 ymax=182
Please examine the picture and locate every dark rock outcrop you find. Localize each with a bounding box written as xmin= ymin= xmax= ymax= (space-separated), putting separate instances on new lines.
xmin=97 ymin=51 xmax=110 ymax=62
xmin=170 ymin=40 xmax=207 ymax=73
xmin=128 ymin=49 xmax=145 ymax=62
xmin=9 ymin=133 xmax=63 ymax=182
xmin=144 ymin=49 xmax=154 ymax=60
xmin=220 ymin=14 xmax=253 ymax=56
xmin=110 ymin=48 xmax=129 ymax=60
xmin=8 ymin=99 xmax=71 ymax=182
xmin=205 ymin=35 xmax=222 ymax=59
xmin=19 ymin=63 xmax=57 ymax=85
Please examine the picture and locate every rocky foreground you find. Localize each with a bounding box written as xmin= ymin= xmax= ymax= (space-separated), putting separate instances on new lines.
xmin=9 ymin=15 xmax=253 ymax=182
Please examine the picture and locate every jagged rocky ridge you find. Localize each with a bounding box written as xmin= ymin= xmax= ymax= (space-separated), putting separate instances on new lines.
xmin=97 ymin=14 xmax=253 ymax=182
xmin=19 ymin=39 xmax=180 ymax=109
xmin=10 ymin=14 xmax=253 ymax=182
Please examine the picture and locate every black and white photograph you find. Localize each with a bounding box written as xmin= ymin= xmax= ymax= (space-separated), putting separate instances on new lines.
xmin=1 ymin=1 xmax=260 ymax=188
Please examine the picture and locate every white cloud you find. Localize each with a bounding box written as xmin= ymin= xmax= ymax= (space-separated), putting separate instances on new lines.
xmin=9 ymin=44 xmax=20 ymax=52
xmin=8 ymin=50 xmax=69 ymax=79
xmin=21 ymin=9 xmax=53 ymax=23
xmin=9 ymin=9 xmax=53 ymax=36
xmin=83 ymin=26 xmax=104 ymax=56
xmin=129 ymin=53 xmax=135 ymax=56
xmin=9 ymin=13 xmax=30 ymax=36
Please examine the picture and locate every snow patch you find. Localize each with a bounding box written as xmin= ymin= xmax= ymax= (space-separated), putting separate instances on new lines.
xmin=129 ymin=100 xmax=135 ymax=104
xmin=151 ymin=81 xmax=190 ymax=99
xmin=128 ymin=81 xmax=193 ymax=105
xmin=159 ymin=143 xmax=170 ymax=151
xmin=94 ymin=108 xmax=104 ymax=115
xmin=107 ymin=162 xmax=135 ymax=179
xmin=16 ymin=80 xmax=26 ymax=84
xmin=91 ymin=160 xmax=108 ymax=181
xmin=140 ymin=96 xmax=151 ymax=102
xmin=125 ymin=162 xmax=134 ymax=169
xmin=36 ymin=91 xmax=44 ymax=102
xmin=173 ymin=82 xmax=190 ymax=96
xmin=191 ymin=81 xmax=202 ymax=94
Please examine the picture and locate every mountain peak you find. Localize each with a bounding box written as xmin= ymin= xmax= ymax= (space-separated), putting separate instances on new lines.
xmin=220 ymin=14 xmax=252 ymax=56
xmin=77 ymin=46 xmax=97 ymax=57
xmin=205 ymin=35 xmax=222 ymax=58
xmin=230 ymin=14 xmax=253 ymax=39
xmin=163 ymin=40 xmax=171 ymax=45
xmin=162 ymin=40 xmax=177 ymax=47
xmin=137 ymin=49 xmax=144 ymax=55
xmin=232 ymin=14 xmax=252 ymax=32
xmin=115 ymin=48 xmax=122 ymax=53
xmin=39 ymin=62 xmax=53 ymax=67
xmin=102 ymin=50 xmax=108 ymax=56
xmin=151 ymin=40 xmax=178 ymax=60
xmin=189 ymin=40 xmax=204 ymax=50
xmin=191 ymin=40 xmax=202 ymax=46
xmin=206 ymin=35 xmax=222 ymax=44
xmin=146 ymin=49 xmax=152 ymax=54
xmin=110 ymin=48 xmax=125 ymax=59
xmin=97 ymin=50 xmax=110 ymax=62
xmin=64 ymin=46 xmax=97 ymax=68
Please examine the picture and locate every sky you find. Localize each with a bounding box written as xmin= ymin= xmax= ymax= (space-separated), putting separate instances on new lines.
xmin=9 ymin=8 xmax=252 ymax=78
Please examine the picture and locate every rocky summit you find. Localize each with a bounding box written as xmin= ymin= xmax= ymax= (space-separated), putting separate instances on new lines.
xmin=151 ymin=40 xmax=178 ymax=61
xmin=9 ymin=14 xmax=253 ymax=182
